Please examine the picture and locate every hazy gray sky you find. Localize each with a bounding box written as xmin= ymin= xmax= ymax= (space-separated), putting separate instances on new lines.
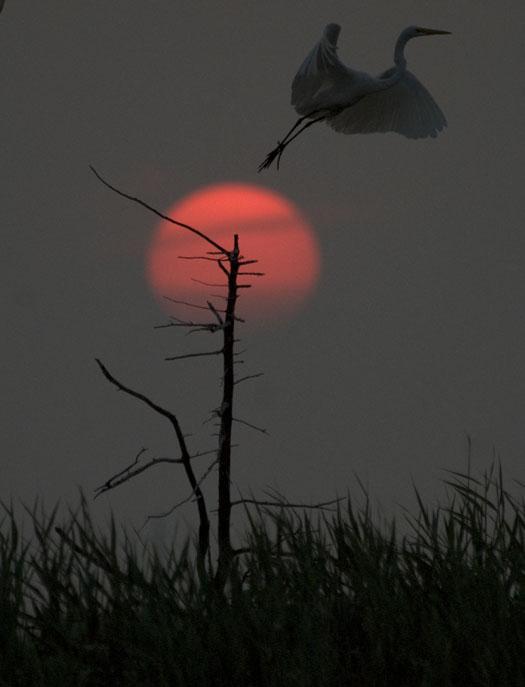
xmin=2 ymin=2 xmax=525 ymax=543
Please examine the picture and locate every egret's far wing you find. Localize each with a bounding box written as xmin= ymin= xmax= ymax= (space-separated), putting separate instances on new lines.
xmin=327 ymin=69 xmax=447 ymax=139
xmin=291 ymin=23 xmax=356 ymax=115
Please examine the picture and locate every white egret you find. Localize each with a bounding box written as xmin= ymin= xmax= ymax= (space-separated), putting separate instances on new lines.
xmin=258 ymin=24 xmax=450 ymax=171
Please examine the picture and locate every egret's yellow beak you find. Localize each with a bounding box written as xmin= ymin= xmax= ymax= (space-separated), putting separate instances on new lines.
xmin=417 ymin=27 xmax=451 ymax=36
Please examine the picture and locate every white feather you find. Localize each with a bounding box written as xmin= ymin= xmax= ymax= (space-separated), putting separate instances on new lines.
xmin=291 ymin=24 xmax=362 ymax=116
xmin=327 ymin=69 xmax=447 ymax=139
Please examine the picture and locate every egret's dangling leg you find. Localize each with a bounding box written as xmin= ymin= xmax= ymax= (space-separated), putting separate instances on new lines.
xmin=258 ymin=114 xmax=326 ymax=171
xmin=257 ymin=115 xmax=309 ymax=172
xmin=277 ymin=114 xmax=310 ymax=147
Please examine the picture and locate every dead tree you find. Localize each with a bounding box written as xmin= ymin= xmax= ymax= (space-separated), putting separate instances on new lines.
xmin=90 ymin=167 xmax=268 ymax=583
xmin=90 ymin=167 xmax=341 ymax=589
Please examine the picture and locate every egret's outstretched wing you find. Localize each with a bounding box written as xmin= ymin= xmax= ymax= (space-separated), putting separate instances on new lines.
xmin=327 ymin=69 xmax=447 ymax=139
xmin=291 ymin=23 xmax=358 ymax=115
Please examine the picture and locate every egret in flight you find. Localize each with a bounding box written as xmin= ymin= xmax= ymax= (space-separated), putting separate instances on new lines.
xmin=258 ymin=24 xmax=450 ymax=171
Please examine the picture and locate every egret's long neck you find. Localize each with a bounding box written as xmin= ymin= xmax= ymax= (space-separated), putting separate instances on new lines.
xmin=394 ymin=33 xmax=409 ymax=71
xmin=372 ymin=32 xmax=410 ymax=92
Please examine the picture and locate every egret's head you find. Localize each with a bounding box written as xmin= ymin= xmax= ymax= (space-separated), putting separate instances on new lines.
xmin=407 ymin=25 xmax=451 ymax=39
xmin=395 ymin=26 xmax=450 ymax=66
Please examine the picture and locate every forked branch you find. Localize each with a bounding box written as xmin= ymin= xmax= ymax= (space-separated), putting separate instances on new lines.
xmin=94 ymin=447 xmax=183 ymax=499
xmin=94 ymin=358 xmax=210 ymax=561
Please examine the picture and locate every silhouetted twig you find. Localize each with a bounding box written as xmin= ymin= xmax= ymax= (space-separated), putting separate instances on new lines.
xmin=94 ymin=358 xmax=210 ymax=561
xmin=165 ymin=349 xmax=223 ymax=362
xmin=234 ymin=373 xmax=264 ymax=386
xmin=94 ymin=448 xmax=183 ymax=499
xmin=143 ymin=456 xmax=219 ymax=527
xmin=90 ymin=165 xmax=227 ymax=255
xmin=232 ymin=417 xmax=269 ymax=435
xmin=229 ymin=496 xmax=344 ymax=511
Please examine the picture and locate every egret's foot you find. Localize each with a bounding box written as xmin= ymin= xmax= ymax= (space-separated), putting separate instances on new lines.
xmin=258 ymin=141 xmax=285 ymax=172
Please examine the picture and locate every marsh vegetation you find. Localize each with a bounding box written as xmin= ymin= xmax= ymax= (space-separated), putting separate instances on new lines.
xmin=1 ymin=460 xmax=523 ymax=686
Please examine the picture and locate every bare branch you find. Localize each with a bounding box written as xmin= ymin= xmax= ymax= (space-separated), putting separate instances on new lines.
xmin=238 ymin=271 xmax=265 ymax=276
xmin=234 ymin=373 xmax=264 ymax=386
xmin=187 ymin=324 xmax=225 ymax=335
xmin=191 ymin=278 xmax=227 ymax=287
xmin=163 ymin=297 xmax=244 ymax=322
xmin=144 ymin=457 xmax=219 ymax=525
xmin=155 ymin=315 xmax=225 ymax=333
xmin=190 ymin=447 xmax=230 ymax=459
xmin=207 ymin=300 xmax=224 ymax=326
xmin=165 ymin=349 xmax=223 ymax=362
xmin=217 ymin=261 xmax=229 ymax=277
xmin=228 ymin=496 xmax=344 ymax=511
xmin=154 ymin=321 xmax=188 ymax=329
xmin=163 ymin=297 xmax=224 ymax=313
xmin=189 ymin=325 xmax=223 ymax=334
xmin=101 ymin=446 xmax=146 ymax=485
xmin=94 ymin=449 xmax=183 ymax=499
xmin=95 ymin=358 xmax=211 ymax=560
xmin=155 ymin=320 xmax=219 ymax=330
xmin=89 ymin=166 xmax=228 ymax=256
xmin=178 ymin=255 xmax=228 ymax=262
xmin=94 ymin=447 xmax=147 ymax=495
xmin=232 ymin=417 xmax=268 ymax=435
xmin=239 ymin=259 xmax=259 ymax=266
xmin=95 ymin=359 xmax=188 ymax=450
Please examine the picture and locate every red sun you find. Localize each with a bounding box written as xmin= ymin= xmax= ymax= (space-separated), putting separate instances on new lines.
xmin=146 ymin=183 xmax=320 ymax=324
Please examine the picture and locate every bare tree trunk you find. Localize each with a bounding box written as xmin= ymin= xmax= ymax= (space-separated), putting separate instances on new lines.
xmin=215 ymin=235 xmax=240 ymax=588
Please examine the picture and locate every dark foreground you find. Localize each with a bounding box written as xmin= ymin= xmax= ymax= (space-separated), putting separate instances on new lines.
xmin=1 ymin=461 xmax=523 ymax=686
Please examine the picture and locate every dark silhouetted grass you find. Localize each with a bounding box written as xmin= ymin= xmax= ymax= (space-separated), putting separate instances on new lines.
xmin=0 ymin=460 xmax=524 ymax=686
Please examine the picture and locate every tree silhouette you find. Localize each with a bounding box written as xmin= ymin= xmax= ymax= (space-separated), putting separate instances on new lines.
xmin=90 ymin=166 xmax=340 ymax=589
